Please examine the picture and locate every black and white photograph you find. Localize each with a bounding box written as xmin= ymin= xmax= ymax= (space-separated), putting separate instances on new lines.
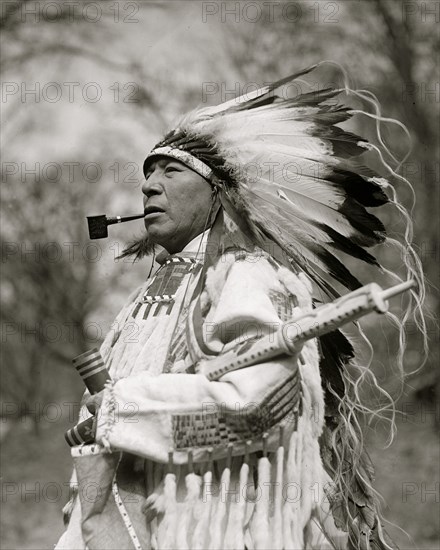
xmin=1 ymin=1 xmax=439 ymax=549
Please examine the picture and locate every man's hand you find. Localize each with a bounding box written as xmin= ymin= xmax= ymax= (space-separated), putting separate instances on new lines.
xmin=85 ymin=391 xmax=104 ymax=415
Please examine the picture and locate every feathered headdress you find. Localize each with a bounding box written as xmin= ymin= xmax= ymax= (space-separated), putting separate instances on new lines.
xmin=142 ymin=64 xmax=426 ymax=549
xmin=143 ymin=64 xmax=395 ymax=300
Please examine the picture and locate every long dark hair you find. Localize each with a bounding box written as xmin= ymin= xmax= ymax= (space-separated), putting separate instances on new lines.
xmin=117 ymin=233 xmax=156 ymax=261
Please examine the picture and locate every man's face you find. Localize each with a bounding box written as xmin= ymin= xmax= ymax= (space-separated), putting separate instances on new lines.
xmin=142 ymin=157 xmax=213 ymax=253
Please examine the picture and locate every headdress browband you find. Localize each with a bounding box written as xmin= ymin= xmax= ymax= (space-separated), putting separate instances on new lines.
xmin=143 ymin=146 xmax=214 ymax=182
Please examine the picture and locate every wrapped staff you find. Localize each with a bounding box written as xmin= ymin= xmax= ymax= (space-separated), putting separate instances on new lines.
xmin=64 ymin=348 xmax=111 ymax=447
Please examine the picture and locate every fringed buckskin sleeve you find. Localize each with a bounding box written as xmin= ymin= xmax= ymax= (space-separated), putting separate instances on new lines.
xmin=95 ymin=251 xmax=316 ymax=465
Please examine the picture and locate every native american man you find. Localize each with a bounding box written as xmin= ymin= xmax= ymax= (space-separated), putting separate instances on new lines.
xmin=56 ymin=65 xmax=424 ymax=550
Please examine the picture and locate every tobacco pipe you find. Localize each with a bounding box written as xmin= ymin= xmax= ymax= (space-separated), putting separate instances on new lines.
xmin=87 ymin=213 xmax=144 ymax=239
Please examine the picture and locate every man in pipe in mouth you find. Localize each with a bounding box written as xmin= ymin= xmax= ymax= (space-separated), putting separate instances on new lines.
xmin=56 ymin=65 xmax=426 ymax=550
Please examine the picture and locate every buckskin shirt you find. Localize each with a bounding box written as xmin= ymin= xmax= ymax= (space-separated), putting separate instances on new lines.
xmin=56 ymin=225 xmax=345 ymax=550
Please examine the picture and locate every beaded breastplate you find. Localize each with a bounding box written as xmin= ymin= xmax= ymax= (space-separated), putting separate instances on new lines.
xmin=131 ymin=256 xmax=200 ymax=320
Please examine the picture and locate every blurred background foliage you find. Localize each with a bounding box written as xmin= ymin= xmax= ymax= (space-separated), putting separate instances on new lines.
xmin=0 ymin=1 xmax=438 ymax=548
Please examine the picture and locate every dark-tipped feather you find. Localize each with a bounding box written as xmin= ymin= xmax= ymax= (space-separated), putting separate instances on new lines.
xmin=329 ymin=167 xmax=389 ymax=207
xmin=319 ymin=224 xmax=381 ymax=266
xmin=313 ymin=126 xmax=366 ymax=158
xmin=318 ymin=330 xmax=354 ymax=416
xmin=339 ymin=199 xmax=386 ymax=244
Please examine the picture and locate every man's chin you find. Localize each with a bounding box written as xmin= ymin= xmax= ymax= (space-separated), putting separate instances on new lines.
xmin=144 ymin=225 xmax=174 ymax=250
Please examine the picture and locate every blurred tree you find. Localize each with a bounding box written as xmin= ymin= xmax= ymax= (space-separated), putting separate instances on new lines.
xmin=0 ymin=174 xmax=97 ymax=431
xmin=0 ymin=0 xmax=171 ymax=433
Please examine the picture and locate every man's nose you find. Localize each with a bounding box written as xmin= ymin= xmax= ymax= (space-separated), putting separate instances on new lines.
xmin=142 ymin=171 xmax=162 ymax=197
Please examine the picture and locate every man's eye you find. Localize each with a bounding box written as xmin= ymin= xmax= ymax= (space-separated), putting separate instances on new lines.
xmin=165 ymin=166 xmax=180 ymax=174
